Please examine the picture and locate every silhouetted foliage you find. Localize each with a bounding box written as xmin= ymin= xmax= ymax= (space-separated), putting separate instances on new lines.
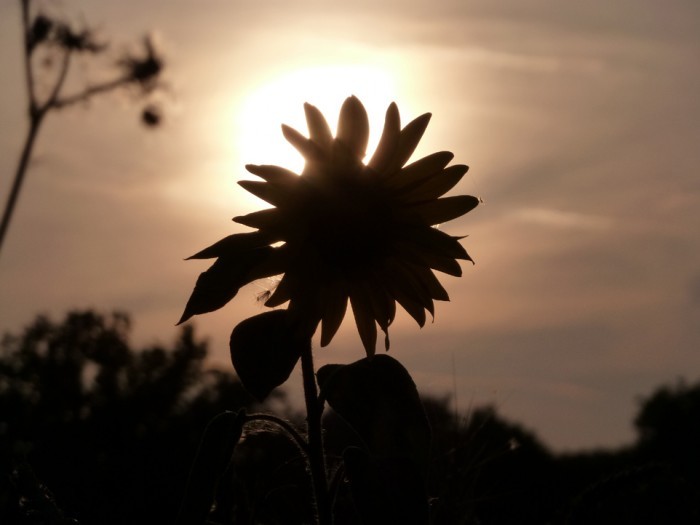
xmin=0 ymin=310 xmax=269 ymax=524
xmin=421 ymin=398 xmax=555 ymax=524
xmin=3 ymin=311 xmax=700 ymax=523
xmin=635 ymin=379 xmax=700 ymax=484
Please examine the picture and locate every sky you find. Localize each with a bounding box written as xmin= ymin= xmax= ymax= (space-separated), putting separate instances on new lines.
xmin=1 ymin=0 xmax=699 ymax=451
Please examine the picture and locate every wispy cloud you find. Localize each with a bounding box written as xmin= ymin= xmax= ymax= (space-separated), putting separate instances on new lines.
xmin=508 ymin=207 xmax=612 ymax=231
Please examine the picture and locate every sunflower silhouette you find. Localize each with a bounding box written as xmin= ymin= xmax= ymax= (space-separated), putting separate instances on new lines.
xmin=179 ymin=96 xmax=479 ymax=355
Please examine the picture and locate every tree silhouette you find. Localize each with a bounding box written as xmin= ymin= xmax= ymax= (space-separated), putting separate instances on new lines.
xmin=0 ymin=0 xmax=166 ymax=257
xmin=0 ymin=310 xmax=270 ymax=525
xmin=634 ymin=379 xmax=700 ymax=484
xmin=3 ymin=310 xmax=700 ymax=523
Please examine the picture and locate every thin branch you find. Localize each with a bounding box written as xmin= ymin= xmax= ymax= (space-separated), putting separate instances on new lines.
xmin=0 ymin=120 xmax=42 ymax=256
xmin=1 ymin=1 xmax=164 ymax=259
xmin=51 ymin=75 xmax=132 ymax=110
xmin=20 ymin=0 xmax=37 ymax=113
xmin=42 ymin=48 xmax=71 ymax=112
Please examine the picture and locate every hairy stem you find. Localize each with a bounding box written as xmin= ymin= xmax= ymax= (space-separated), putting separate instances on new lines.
xmin=244 ymin=412 xmax=309 ymax=455
xmin=301 ymin=343 xmax=332 ymax=525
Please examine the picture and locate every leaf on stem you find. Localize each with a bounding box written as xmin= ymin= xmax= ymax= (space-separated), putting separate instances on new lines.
xmin=178 ymin=247 xmax=273 ymax=324
xmin=317 ymin=354 xmax=431 ymax=472
xmin=230 ymin=310 xmax=310 ymax=401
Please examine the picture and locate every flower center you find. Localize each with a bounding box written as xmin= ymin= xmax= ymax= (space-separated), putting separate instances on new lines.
xmin=302 ymin=175 xmax=391 ymax=277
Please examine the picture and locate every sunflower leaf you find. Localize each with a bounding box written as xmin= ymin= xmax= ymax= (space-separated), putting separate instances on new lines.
xmin=178 ymin=248 xmax=272 ymax=324
xmin=230 ymin=310 xmax=309 ymax=401
xmin=317 ymin=354 xmax=432 ymax=474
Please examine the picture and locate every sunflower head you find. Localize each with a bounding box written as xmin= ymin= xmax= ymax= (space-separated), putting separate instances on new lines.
xmin=179 ymin=96 xmax=479 ymax=356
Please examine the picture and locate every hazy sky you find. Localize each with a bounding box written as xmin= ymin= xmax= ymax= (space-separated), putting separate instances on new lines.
xmin=1 ymin=0 xmax=699 ymax=451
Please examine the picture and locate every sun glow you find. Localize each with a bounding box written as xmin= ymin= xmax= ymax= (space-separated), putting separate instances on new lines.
xmin=235 ymin=65 xmax=400 ymax=176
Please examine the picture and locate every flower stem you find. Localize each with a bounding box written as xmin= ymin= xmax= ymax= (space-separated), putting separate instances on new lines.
xmin=300 ymin=343 xmax=332 ymax=525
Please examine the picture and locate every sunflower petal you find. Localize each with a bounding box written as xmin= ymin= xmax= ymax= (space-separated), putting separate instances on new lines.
xmin=246 ymin=164 xmax=300 ymax=184
xmin=282 ymin=124 xmax=322 ymax=161
xmin=405 ymin=226 xmax=472 ymax=261
xmin=264 ymin=271 xmax=293 ymax=307
xmin=363 ymin=277 xmax=395 ymax=350
xmin=386 ymin=151 xmax=454 ymax=191
xmin=368 ymin=102 xmax=401 ymax=173
xmin=337 ymin=96 xmax=369 ymax=159
xmin=390 ymin=113 xmax=432 ymax=170
xmin=233 ymin=208 xmax=283 ymax=232
xmin=186 ymin=231 xmax=277 ymax=260
xmin=350 ymin=286 xmax=378 ymax=356
xmin=391 ymin=240 xmax=463 ymax=276
xmin=399 ymin=164 xmax=468 ymax=202
xmin=320 ymin=280 xmax=349 ymax=347
xmin=408 ymin=195 xmax=480 ymax=226
xmin=381 ymin=264 xmax=428 ymax=327
xmin=420 ymin=255 xmax=462 ymax=276
xmin=304 ymin=103 xmax=333 ymax=150
xmin=407 ymin=263 xmax=450 ymax=301
xmin=238 ymin=180 xmax=288 ymax=207
xmin=392 ymin=287 xmax=427 ymax=328
xmin=388 ymin=260 xmax=436 ymax=317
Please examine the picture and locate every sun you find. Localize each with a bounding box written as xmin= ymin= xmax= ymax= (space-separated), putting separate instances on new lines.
xmin=235 ymin=64 xmax=401 ymax=176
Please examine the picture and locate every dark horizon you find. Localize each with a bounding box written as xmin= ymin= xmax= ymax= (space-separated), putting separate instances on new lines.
xmin=3 ymin=309 xmax=700 ymax=524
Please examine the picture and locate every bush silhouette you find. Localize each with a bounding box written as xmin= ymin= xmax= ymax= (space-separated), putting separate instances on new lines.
xmin=635 ymin=379 xmax=700 ymax=483
xmin=3 ymin=311 xmax=700 ymax=523
xmin=0 ymin=310 xmax=266 ymax=524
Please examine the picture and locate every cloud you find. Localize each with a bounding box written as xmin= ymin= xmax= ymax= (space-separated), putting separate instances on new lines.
xmin=508 ymin=207 xmax=612 ymax=231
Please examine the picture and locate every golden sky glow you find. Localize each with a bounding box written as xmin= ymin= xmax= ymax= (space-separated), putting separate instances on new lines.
xmin=235 ymin=64 xmax=402 ymax=175
xmin=1 ymin=0 xmax=700 ymax=451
